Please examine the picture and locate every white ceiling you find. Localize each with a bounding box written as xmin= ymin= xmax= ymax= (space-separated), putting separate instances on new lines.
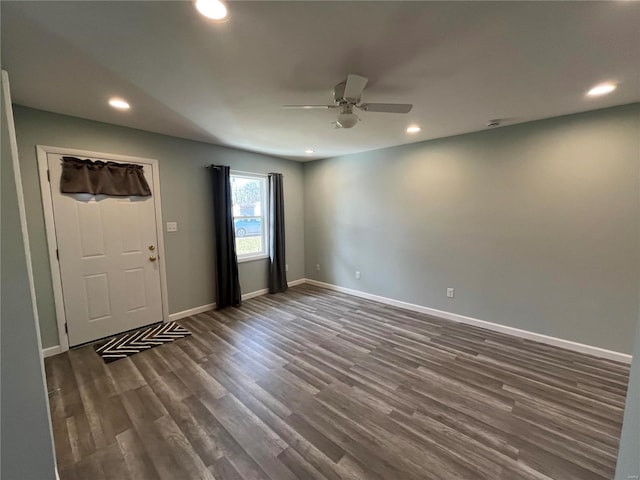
xmin=2 ymin=1 xmax=639 ymax=161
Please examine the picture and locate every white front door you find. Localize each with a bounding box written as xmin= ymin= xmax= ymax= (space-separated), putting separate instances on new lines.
xmin=47 ymin=153 xmax=163 ymax=346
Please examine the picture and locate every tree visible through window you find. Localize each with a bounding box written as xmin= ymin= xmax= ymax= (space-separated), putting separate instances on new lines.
xmin=230 ymin=172 xmax=268 ymax=260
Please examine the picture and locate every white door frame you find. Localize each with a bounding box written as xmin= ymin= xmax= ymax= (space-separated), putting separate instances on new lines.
xmin=36 ymin=145 xmax=170 ymax=353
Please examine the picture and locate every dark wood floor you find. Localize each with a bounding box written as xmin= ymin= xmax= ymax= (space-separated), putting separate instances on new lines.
xmin=45 ymin=284 xmax=630 ymax=480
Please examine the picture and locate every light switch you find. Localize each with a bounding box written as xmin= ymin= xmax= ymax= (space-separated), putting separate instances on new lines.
xmin=166 ymin=222 xmax=178 ymax=232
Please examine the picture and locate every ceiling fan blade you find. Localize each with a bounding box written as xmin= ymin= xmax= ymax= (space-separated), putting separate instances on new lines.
xmin=358 ymin=103 xmax=413 ymax=113
xmin=281 ymin=105 xmax=336 ymax=109
xmin=357 ymin=103 xmax=413 ymax=113
xmin=343 ymin=74 xmax=368 ymax=101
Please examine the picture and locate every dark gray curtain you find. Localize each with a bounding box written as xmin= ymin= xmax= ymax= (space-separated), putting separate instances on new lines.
xmin=60 ymin=157 xmax=151 ymax=196
xmin=268 ymin=173 xmax=287 ymax=293
xmin=211 ymin=166 xmax=241 ymax=308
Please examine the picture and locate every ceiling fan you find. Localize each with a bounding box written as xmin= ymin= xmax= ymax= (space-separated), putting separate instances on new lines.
xmin=282 ymin=74 xmax=413 ymax=129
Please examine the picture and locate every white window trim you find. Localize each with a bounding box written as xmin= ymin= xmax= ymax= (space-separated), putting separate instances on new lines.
xmin=238 ymin=253 xmax=269 ymax=263
xmin=230 ymin=170 xmax=269 ymax=263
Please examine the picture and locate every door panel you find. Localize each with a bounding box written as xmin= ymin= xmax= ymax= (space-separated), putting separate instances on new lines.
xmin=48 ymin=153 xmax=163 ymax=346
xmin=85 ymin=273 xmax=111 ymax=320
xmin=77 ymin=201 xmax=106 ymax=257
xmin=120 ymin=202 xmax=143 ymax=253
xmin=124 ymin=268 xmax=147 ymax=311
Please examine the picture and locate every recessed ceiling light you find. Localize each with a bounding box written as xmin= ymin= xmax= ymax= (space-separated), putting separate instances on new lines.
xmin=108 ymin=98 xmax=130 ymax=110
xmin=406 ymin=125 xmax=421 ymax=134
xmin=305 ymin=149 xmax=315 ymax=154
xmin=195 ymin=0 xmax=228 ymax=20
xmin=587 ymin=82 xmax=617 ymax=97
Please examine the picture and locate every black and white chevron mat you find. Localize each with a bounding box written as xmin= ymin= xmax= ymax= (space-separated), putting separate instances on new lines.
xmin=94 ymin=321 xmax=191 ymax=363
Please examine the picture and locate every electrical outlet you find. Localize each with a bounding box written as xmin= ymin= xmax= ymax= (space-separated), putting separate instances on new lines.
xmin=166 ymin=222 xmax=178 ymax=232
xmin=355 ymin=271 xmax=361 ymax=280
xmin=315 ymin=264 xmax=320 ymax=271
xmin=285 ymin=264 xmax=289 ymax=272
xmin=447 ymin=288 xmax=455 ymax=298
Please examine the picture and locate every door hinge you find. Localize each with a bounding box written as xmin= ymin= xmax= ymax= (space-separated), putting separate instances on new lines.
xmin=47 ymin=169 xmax=51 ymax=182
xmin=56 ymin=249 xmax=59 ymax=260
xmin=64 ymin=323 xmax=68 ymax=334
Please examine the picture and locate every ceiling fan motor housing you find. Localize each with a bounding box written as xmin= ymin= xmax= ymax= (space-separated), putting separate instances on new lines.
xmin=334 ymin=81 xmax=360 ymax=104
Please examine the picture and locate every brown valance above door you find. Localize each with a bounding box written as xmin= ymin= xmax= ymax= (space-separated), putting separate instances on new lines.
xmin=60 ymin=156 xmax=152 ymax=196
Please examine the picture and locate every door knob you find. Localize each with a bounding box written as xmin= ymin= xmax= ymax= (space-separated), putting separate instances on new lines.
xmin=149 ymin=255 xmax=157 ymax=262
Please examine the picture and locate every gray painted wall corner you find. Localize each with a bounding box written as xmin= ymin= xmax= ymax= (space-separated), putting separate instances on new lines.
xmin=1 ymin=73 xmax=57 ymax=480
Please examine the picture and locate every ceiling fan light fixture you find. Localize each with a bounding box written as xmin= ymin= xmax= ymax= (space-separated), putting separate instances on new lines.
xmin=337 ymin=111 xmax=359 ymax=129
xmin=195 ymin=0 xmax=228 ymax=20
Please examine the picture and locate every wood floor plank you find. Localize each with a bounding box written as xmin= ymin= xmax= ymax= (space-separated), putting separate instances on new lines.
xmin=97 ymin=442 xmax=132 ymax=480
xmin=209 ymin=456 xmax=246 ymax=480
xmin=153 ymin=414 xmax=217 ymax=480
xmin=47 ymin=284 xmax=630 ymax=480
xmin=116 ymin=428 xmax=161 ymax=480
xmin=198 ymin=393 xmax=298 ymax=480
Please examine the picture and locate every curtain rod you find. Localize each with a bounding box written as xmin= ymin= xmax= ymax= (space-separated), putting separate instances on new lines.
xmin=207 ymin=165 xmax=284 ymax=177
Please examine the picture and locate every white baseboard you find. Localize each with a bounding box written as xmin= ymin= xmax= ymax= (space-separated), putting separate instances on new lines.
xmin=168 ymin=303 xmax=216 ymax=322
xmin=42 ymin=345 xmax=62 ymax=358
xmin=47 ymin=278 xmax=622 ymax=364
xmin=303 ymin=278 xmax=632 ymax=364
xmin=241 ymin=278 xmax=306 ymax=300
xmin=243 ymin=288 xmax=269 ymax=301
xmin=167 ymin=278 xmax=307 ymax=321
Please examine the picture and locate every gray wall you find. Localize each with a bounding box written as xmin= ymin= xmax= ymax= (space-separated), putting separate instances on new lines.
xmin=304 ymin=103 xmax=640 ymax=354
xmin=13 ymin=106 xmax=305 ymax=349
xmin=616 ymin=309 xmax=640 ymax=479
xmin=1 ymin=76 xmax=56 ymax=478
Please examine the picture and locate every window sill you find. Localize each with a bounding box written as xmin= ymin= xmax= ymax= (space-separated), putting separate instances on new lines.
xmin=238 ymin=253 xmax=269 ymax=264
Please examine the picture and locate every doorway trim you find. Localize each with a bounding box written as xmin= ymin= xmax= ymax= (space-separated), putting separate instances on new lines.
xmin=36 ymin=145 xmax=170 ymax=353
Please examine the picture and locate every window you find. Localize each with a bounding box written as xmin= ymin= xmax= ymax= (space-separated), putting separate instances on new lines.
xmin=230 ymin=172 xmax=268 ymax=262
